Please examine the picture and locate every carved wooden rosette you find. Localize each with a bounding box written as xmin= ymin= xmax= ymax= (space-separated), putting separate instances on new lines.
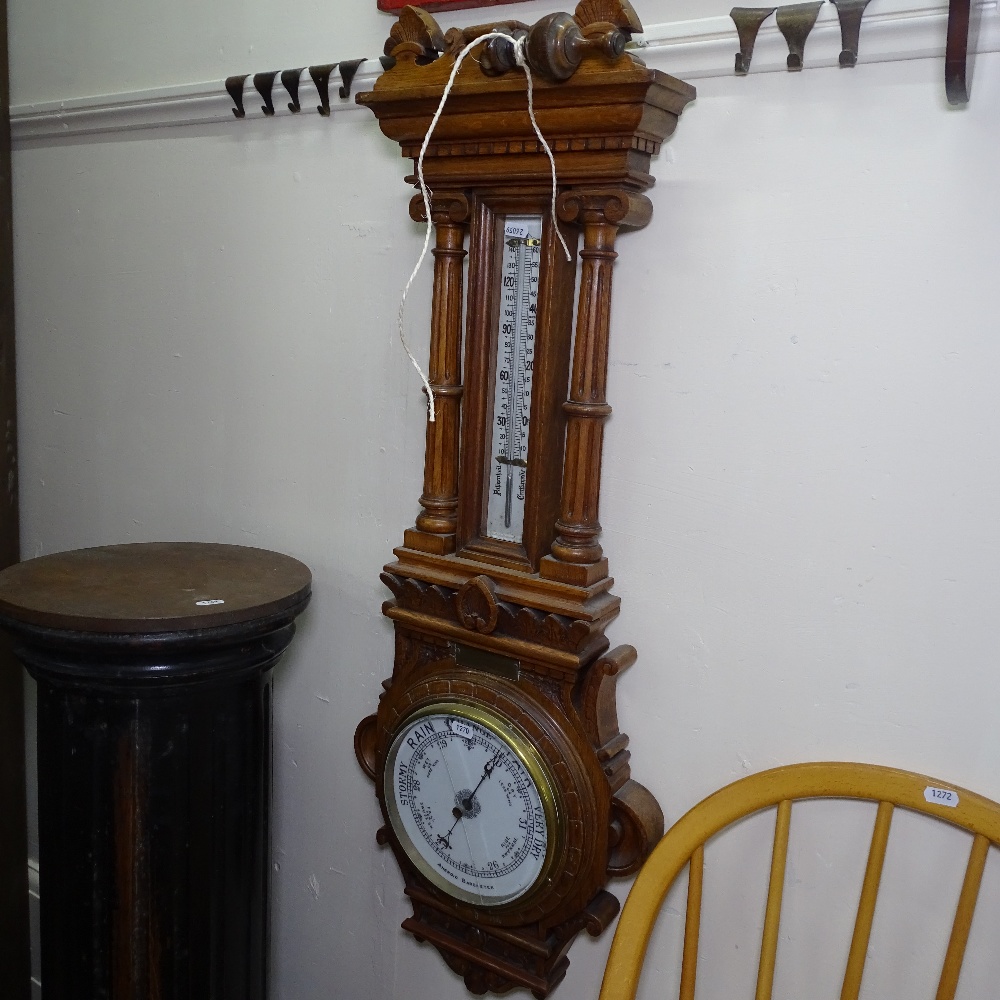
xmin=355 ymin=3 xmax=694 ymax=996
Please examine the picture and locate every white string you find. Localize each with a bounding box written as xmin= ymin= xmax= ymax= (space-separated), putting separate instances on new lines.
xmin=398 ymin=31 xmax=509 ymax=424
xmin=513 ymin=38 xmax=573 ymax=264
xmin=398 ymin=31 xmax=571 ymax=423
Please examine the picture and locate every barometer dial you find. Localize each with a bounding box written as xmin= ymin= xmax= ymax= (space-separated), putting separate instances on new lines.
xmin=486 ymin=215 xmax=543 ymax=544
xmin=384 ymin=702 xmax=558 ymax=907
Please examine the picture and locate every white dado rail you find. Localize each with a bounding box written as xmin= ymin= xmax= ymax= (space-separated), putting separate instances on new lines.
xmin=9 ymin=0 xmax=998 ymax=143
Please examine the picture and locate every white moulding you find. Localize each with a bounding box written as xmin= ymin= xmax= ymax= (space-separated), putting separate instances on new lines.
xmin=10 ymin=62 xmax=385 ymax=143
xmin=9 ymin=0 xmax=998 ymax=144
xmin=637 ymin=0 xmax=998 ymax=78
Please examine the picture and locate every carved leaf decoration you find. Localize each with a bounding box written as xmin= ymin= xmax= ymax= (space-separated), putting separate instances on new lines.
xmin=381 ymin=572 xmax=458 ymax=622
xmin=410 ymin=886 xmax=606 ymax=994
xmin=385 ymin=572 xmax=600 ymax=650
xmin=574 ymin=0 xmax=643 ymax=35
xmin=397 ymin=633 xmax=452 ymax=677
xmin=567 ymin=619 xmax=593 ymax=649
xmin=524 ymin=671 xmax=564 ymax=709
xmin=423 ymin=584 xmax=457 ymax=619
xmin=494 ymin=602 xmax=597 ymax=653
xmin=436 ymin=936 xmax=531 ymax=996
xmin=512 ymin=604 xmax=545 ymax=635
xmin=385 ymin=6 xmax=446 ymax=58
xmin=540 ymin=613 xmax=573 ymax=648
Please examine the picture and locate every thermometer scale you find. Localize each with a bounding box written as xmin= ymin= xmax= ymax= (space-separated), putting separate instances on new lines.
xmin=487 ymin=215 xmax=542 ymax=543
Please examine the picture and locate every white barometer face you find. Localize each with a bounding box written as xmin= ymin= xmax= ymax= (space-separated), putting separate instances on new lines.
xmin=385 ymin=702 xmax=557 ymax=907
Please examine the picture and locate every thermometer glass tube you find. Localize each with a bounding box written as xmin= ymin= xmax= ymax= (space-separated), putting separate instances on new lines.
xmin=486 ymin=215 xmax=542 ymax=544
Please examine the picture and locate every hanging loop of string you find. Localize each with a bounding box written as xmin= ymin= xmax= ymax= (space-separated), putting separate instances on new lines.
xmin=397 ymin=32 xmax=572 ymax=423
xmin=513 ymin=40 xmax=573 ymax=265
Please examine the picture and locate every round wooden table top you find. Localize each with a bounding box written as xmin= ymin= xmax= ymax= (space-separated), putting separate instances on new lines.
xmin=0 ymin=542 xmax=312 ymax=634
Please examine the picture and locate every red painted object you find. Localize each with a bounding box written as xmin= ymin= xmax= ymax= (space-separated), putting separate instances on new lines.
xmin=378 ymin=0 xmax=529 ymax=12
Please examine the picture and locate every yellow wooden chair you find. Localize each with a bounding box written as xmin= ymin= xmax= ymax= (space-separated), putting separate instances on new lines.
xmin=598 ymin=762 xmax=1000 ymax=1000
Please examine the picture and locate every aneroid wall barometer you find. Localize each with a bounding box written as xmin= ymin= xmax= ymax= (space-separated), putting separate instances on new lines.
xmin=354 ymin=2 xmax=695 ymax=995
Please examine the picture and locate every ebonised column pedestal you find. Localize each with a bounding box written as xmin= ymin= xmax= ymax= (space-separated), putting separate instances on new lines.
xmin=0 ymin=542 xmax=311 ymax=1000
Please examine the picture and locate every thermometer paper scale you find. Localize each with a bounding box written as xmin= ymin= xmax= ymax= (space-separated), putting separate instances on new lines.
xmin=487 ymin=216 xmax=542 ymax=543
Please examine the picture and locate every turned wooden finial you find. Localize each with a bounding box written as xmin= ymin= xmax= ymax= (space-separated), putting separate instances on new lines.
xmin=442 ymin=20 xmax=530 ymax=59
xmin=574 ymin=0 xmax=644 ymax=35
xmin=384 ymin=5 xmax=446 ymax=60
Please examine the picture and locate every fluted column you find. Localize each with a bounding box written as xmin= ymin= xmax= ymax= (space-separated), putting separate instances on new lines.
xmin=404 ymin=192 xmax=469 ymax=555
xmin=541 ymin=190 xmax=652 ymax=586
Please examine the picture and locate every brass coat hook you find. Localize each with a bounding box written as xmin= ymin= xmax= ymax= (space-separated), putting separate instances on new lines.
xmin=253 ymin=71 xmax=278 ymax=116
xmin=945 ymin=0 xmax=972 ymax=103
xmin=309 ymin=64 xmax=337 ymax=115
xmin=281 ymin=68 xmax=304 ymax=112
xmin=776 ymin=2 xmax=823 ymax=70
xmin=338 ymin=59 xmax=365 ymax=98
xmin=830 ymin=0 xmax=872 ymax=66
xmin=730 ymin=7 xmax=777 ymax=74
xmin=225 ymin=74 xmax=248 ymax=119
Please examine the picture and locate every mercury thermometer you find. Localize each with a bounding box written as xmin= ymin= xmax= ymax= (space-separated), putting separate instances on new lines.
xmin=486 ymin=215 xmax=542 ymax=544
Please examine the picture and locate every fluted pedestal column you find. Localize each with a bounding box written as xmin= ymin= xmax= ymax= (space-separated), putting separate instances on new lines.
xmin=0 ymin=542 xmax=311 ymax=1000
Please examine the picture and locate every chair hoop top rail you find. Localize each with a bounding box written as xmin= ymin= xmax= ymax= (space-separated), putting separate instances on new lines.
xmin=599 ymin=761 xmax=1000 ymax=1000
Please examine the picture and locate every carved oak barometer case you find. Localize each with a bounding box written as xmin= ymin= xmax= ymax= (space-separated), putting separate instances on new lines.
xmin=353 ymin=3 xmax=694 ymax=995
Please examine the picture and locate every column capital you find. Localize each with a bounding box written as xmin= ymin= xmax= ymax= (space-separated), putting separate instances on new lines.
xmin=408 ymin=191 xmax=471 ymax=225
xmin=557 ymin=189 xmax=652 ymax=230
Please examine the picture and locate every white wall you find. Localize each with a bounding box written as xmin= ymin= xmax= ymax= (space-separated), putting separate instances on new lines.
xmin=10 ymin=0 xmax=1000 ymax=997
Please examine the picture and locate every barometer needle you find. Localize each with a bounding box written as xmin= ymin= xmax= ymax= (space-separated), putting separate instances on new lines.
xmin=463 ymin=752 xmax=502 ymax=810
xmin=437 ymin=813 xmax=461 ymax=849
xmin=439 ymin=751 xmax=502 ymax=850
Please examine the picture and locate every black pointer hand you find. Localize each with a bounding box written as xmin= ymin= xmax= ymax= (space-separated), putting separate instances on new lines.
xmin=462 ymin=753 xmax=501 ymax=811
xmin=438 ymin=754 xmax=503 ymax=849
xmin=437 ymin=806 xmax=465 ymax=850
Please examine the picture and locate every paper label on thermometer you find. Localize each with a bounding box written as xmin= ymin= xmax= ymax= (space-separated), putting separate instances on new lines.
xmin=504 ymin=221 xmax=533 ymax=239
xmin=924 ymin=786 xmax=959 ymax=808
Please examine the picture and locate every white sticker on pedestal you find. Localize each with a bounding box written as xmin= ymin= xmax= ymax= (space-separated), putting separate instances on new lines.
xmin=196 ymin=599 xmax=225 ymax=606
xmin=924 ymin=786 xmax=959 ymax=807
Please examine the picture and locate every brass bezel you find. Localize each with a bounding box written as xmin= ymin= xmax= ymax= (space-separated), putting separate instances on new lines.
xmin=384 ymin=699 xmax=561 ymax=909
